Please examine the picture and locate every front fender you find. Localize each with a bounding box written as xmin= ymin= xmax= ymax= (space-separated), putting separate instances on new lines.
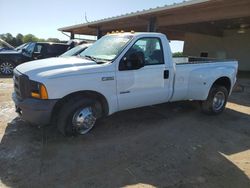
xmin=44 ymin=72 xmax=118 ymax=115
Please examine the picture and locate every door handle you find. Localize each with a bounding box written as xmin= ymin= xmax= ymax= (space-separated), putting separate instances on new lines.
xmin=120 ymin=91 xmax=130 ymax=94
xmin=164 ymin=70 xmax=169 ymax=79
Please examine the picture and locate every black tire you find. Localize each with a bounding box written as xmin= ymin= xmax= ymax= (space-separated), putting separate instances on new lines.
xmin=201 ymin=85 xmax=228 ymax=115
xmin=0 ymin=61 xmax=15 ymax=75
xmin=57 ymin=96 xmax=97 ymax=136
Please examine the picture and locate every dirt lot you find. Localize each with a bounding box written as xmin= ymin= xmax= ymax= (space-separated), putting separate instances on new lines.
xmin=0 ymin=77 xmax=250 ymax=188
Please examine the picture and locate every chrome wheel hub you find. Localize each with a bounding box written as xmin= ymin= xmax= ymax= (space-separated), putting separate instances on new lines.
xmin=72 ymin=107 xmax=96 ymax=134
xmin=0 ymin=62 xmax=14 ymax=75
xmin=213 ymin=91 xmax=225 ymax=111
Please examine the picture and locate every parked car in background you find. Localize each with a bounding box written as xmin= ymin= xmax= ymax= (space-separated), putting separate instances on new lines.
xmin=12 ymin=32 xmax=238 ymax=136
xmin=14 ymin=43 xmax=29 ymax=51
xmin=0 ymin=43 xmax=28 ymax=52
xmin=0 ymin=47 xmax=13 ymax=52
xmin=0 ymin=42 xmax=69 ymax=75
xmin=60 ymin=43 xmax=92 ymax=57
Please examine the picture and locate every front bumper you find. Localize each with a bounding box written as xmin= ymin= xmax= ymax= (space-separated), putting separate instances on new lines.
xmin=12 ymin=93 xmax=58 ymax=126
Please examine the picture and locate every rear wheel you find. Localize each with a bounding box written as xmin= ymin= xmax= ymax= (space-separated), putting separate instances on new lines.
xmin=57 ymin=97 xmax=98 ymax=136
xmin=201 ymin=85 xmax=228 ymax=115
xmin=0 ymin=61 xmax=15 ymax=75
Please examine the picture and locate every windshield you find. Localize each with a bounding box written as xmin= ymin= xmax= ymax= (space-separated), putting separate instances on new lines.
xmin=15 ymin=43 xmax=28 ymax=51
xmin=79 ymin=35 xmax=132 ymax=61
xmin=20 ymin=42 xmax=35 ymax=56
xmin=60 ymin=44 xmax=88 ymax=57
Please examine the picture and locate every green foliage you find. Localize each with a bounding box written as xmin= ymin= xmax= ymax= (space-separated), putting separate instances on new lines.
xmin=38 ymin=38 xmax=46 ymax=42
xmin=0 ymin=33 xmax=15 ymax=47
xmin=23 ymin=34 xmax=39 ymax=43
xmin=172 ymin=52 xmax=184 ymax=57
xmin=0 ymin=33 xmax=61 ymax=47
xmin=47 ymin=38 xmax=60 ymax=43
xmin=16 ymin=33 xmax=23 ymax=45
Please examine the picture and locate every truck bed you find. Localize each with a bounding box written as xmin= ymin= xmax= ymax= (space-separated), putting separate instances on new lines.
xmin=173 ymin=56 xmax=235 ymax=65
xmin=170 ymin=59 xmax=238 ymax=102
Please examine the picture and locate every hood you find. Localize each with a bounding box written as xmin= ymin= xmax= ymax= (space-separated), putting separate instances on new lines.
xmin=0 ymin=48 xmax=14 ymax=52
xmin=0 ymin=50 xmax=21 ymax=55
xmin=15 ymin=56 xmax=110 ymax=80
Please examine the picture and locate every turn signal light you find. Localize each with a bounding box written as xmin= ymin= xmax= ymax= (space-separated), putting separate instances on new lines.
xmin=31 ymin=92 xmax=40 ymax=98
xmin=31 ymin=84 xmax=48 ymax=99
xmin=40 ymin=84 xmax=48 ymax=99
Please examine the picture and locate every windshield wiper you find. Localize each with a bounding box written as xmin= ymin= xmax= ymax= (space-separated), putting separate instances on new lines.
xmin=84 ymin=55 xmax=97 ymax=61
xmin=84 ymin=55 xmax=108 ymax=64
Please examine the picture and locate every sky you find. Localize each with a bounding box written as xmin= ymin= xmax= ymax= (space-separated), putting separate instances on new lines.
xmin=0 ymin=0 xmax=184 ymax=52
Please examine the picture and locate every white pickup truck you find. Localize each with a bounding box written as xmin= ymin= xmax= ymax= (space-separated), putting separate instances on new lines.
xmin=12 ymin=32 xmax=238 ymax=136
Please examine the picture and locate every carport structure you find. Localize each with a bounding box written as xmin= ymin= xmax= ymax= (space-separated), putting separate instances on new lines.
xmin=59 ymin=0 xmax=250 ymax=71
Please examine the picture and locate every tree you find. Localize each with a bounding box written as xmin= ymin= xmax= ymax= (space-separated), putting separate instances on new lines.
xmin=47 ymin=38 xmax=60 ymax=42
xmin=23 ymin=34 xmax=39 ymax=43
xmin=38 ymin=38 xmax=46 ymax=42
xmin=0 ymin=33 xmax=21 ymax=47
xmin=5 ymin=33 xmax=14 ymax=43
xmin=0 ymin=33 xmax=13 ymax=45
xmin=16 ymin=33 xmax=23 ymax=46
xmin=0 ymin=33 xmax=63 ymax=47
xmin=172 ymin=52 xmax=184 ymax=57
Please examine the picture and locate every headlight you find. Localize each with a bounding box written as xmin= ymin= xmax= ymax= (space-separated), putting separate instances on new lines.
xmin=30 ymin=80 xmax=48 ymax=99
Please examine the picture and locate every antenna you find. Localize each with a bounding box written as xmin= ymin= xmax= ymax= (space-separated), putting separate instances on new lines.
xmin=85 ymin=12 xmax=89 ymax=23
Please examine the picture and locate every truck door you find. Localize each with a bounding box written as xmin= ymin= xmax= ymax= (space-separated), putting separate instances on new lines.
xmin=116 ymin=37 xmax=171 ymax=111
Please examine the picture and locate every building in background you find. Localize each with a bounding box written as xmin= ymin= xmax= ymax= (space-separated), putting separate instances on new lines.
xmin=58 ymin=0 xmax=250 ymax=71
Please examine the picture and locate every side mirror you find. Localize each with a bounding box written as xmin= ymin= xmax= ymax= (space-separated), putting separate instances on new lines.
xmin=122 ymin=51 xmax=145 ymax=70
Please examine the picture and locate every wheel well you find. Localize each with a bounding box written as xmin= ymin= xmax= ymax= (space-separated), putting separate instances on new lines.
xmin=50 ymin=91 xmax=109 ymax=124
xmin=212 ymin=77 xmax=231 ymax=93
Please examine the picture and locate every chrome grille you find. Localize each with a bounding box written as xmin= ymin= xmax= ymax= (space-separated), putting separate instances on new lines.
xmin=13 ymin=70 xmax=21 ymax=99
xmin=13 ymin=69 xmax=30 ymax=100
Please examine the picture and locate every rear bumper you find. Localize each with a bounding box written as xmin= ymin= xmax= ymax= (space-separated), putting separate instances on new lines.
xmin=12 ymin=93 xmax=58 ymax=126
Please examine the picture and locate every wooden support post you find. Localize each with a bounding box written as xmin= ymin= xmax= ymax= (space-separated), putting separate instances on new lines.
xmin=70 ymin=32 xmax=74 ymax=39
xmin=97 ymin=27 xmax=102 ymax=39
xmin=147 ymin=17 xmax=157 ymax=32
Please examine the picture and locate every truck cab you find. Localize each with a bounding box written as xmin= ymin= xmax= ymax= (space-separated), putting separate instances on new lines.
xmin=12 ymin=32 xmax=238 ymax=136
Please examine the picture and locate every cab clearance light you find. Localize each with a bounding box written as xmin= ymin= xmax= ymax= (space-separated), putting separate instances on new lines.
xmin=106 ymin=30 xmax=135 ymax=35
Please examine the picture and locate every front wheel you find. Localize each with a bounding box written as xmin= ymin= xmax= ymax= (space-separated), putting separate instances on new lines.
xmin=201 ymin=85 xmax=228 ymax=115
xmin=0 ymin=61 xmax=15 ymax=75
xmin=57 ymin=97 xmax=98 ymax=136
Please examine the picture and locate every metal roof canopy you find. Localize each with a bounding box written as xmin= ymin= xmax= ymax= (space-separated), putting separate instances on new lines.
xmin=58 ymin=0 xmax=250 ymax=40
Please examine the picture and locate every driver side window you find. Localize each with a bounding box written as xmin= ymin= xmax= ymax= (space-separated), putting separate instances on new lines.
xmin=119 ymin=37 xmax=164 ymax=71
xmin=34 ymin=44 xmax=43 ymax=53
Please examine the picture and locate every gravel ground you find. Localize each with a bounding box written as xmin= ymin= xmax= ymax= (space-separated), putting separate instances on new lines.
xmin=0 ymin=77 xmax=250 ymax=188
